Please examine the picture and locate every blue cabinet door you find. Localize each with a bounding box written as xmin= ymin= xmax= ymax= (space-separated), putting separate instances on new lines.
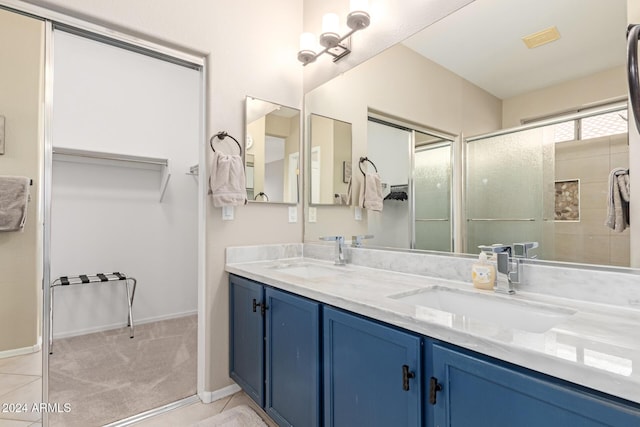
xmin=431 ymin=343 xmax=640 ymax=427
xmin=265 ymin=288 xmax=320 ymax=427
xmin=323 ymin=307 xmax=422 ymax=427
xmin=229 ymin=275 xmax=265 ymax=406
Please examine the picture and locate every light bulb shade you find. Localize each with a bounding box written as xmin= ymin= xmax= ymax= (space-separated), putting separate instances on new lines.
xmin=322 ymin=13 xmax=340 ymax=34
xmin=350 ymin=0 xmax=369 ymax=13
xmin=299 ymin=32 xmax=317 ymax=52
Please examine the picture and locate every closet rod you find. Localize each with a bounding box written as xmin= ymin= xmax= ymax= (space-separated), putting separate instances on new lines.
xmin=52 ymin=147 xmax=168 ymax=166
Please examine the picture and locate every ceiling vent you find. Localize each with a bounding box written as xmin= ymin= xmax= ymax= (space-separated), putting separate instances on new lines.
xmin=522 ymin=26 xmax=561 ymax=49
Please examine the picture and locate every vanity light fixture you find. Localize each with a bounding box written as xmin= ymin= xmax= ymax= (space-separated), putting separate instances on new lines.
xmin=298 ymin=0 xmax=371 ymax=66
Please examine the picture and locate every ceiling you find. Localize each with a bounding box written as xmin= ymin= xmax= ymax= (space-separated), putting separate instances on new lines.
xmin=402 ymin=0 xmax=628 ymax=99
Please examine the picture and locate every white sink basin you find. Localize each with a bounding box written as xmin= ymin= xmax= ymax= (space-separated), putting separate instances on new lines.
xmin=271 ymin=262 xmax=346 ymax=279
xmin=389 ymin=286 xmax=576 ymax=333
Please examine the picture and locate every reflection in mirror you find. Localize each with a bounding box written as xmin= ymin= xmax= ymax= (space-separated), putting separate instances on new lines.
xmin=0 ymin=7 xmax=44 ymax=419
xmin=309 ymin=114 xmax=353 ymax=205
xmin=366 ymin=119 xmax=454 ymax=251
xmin=304 ymin=0 xmax=632 ymax=268
xmin=245 ymin=97 xmax=300 ymax=204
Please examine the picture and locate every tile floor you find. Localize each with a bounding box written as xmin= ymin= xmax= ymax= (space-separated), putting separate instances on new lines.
xmin=0 ymin=351 xmax=42 ymax=427
xmin=131 ymin=392 xmax=278 ymax=427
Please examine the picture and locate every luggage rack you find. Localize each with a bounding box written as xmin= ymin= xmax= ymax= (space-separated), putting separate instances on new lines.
xmin=49 ymin=272 xmax=137 ymax=354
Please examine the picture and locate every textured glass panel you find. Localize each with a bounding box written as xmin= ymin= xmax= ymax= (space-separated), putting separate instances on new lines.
xmin=415 ymin=221 xmax=451 ymax=252
xmin=414 ymin=141 xmax=452 ymax=251
xmin=552 ymin=120 xmax=575 ymax=143
xmin=581 ymin=110 xmax=627 ymax=139
xmin=466 ymin=128 xmax=548 ymax=255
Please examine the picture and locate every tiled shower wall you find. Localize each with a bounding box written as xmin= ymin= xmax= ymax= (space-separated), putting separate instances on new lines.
xmin=554 ymin=133 xmax=629 ymax=266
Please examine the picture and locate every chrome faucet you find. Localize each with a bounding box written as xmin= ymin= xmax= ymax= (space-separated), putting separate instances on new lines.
xmin=320 ymin=235 xmax=346 ymax=265
xmin=478 ymin=244 xmax=521 ymax=294
xmin=351 ymin=234 xmax=374 ymax=247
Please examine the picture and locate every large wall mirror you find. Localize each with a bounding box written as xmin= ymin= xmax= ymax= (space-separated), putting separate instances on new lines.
xmin=245 ymin=96 xmax=300 ymax=204
xmin=304 ymin=0 xmax=633 ymax=268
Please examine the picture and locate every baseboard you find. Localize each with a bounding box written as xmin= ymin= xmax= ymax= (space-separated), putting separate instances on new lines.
xmin=0 ymin=338 xmax=42 ymax=359
xmin=199 ymin=383 xmax=241 ymax=404
xmin=52 ymin=310 xmax=197 ymax=339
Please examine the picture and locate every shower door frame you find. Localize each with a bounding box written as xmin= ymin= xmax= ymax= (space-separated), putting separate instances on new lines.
xmin=367 ymin=113 xmax=458 ymax=252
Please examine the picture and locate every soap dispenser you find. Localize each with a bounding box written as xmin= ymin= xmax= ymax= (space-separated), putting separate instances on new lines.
xmin=472 ymin=251 xmax=496 ymax=290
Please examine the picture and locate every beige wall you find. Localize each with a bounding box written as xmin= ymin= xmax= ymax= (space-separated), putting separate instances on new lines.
xmin=554 ymin=134 xmax=629 ymax=266
xmin=305 ymin=43 xmax=502 ymax=240
xmin=0 ymin=9 xmax=44 ymax=353
xmin=502 ymin=66 xmax=627 ymax=128
xmin=310 ymin=115 xmax=335 ymax=204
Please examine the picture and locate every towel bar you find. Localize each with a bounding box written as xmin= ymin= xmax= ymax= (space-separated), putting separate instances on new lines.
xmin=49 ymin=272 xmax=137 ymax=354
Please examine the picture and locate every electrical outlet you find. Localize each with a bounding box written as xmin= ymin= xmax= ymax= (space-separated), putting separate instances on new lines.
xmin=308 ymin=207 xmax=317 ymax=223
xmin=354 ymin=207 xmax=363 ymax=221
xmin=222 ymin=206 xmax=234 ymax=221
xmin=288 ymin=206 xmax=297 ymax=223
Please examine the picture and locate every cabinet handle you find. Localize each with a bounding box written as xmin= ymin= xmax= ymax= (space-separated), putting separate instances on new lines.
xmin=429 ymin=377 xmax=443 ymax=405
xmin=251 ymin=299 xmax=268 ymax=316
xmin=402 ymin=365 xmax=415 ymax=391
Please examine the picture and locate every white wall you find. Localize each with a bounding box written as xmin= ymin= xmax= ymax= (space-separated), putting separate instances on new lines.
xmin=50 ymin=30 xmax=201 ymax=337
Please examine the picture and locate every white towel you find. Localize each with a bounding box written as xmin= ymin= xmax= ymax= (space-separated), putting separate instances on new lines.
xmin=208 ymin=152 xmax=247 ymax=207
xmin=605 ymin=168 xmax=629 ymax=232
xmin=0 ymin=176 xmax=30 ymax=232
xmin=359 ymin=172 xmax=383 ymax=212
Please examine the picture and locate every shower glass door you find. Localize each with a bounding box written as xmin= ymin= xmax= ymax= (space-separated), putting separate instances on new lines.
xmin=414 ymin=135 xmax=452 ymax=252
xmin=465 ymin=127 xmax=555 ymax=258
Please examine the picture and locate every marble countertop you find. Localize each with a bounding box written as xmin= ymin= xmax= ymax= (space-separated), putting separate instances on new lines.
xmin=226 ymin=255 xmax=640 ymax=406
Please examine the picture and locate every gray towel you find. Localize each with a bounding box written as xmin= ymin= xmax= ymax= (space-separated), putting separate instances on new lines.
xmin=605 ymin=168 xmax=629 ymax=232
xmin=0 ymin=176 xmax=30 ymax=231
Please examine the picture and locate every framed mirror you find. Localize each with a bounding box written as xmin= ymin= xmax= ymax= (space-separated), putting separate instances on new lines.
xmin=303 ymin=0 xmax=632 ymax=268
xmin=245 ymin=96 xmax=300 ymax=204
xmin=309 ymin=113 xmax=353 ymax=205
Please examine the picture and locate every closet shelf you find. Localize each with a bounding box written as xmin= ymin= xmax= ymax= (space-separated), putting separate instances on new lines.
xmin=52 ymin=147 xmax=171 ymax=202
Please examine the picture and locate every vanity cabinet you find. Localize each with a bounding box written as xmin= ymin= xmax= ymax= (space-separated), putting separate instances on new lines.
xmin=229 ymin=275 xmax=321 ymax=427
xmin=323 ymin=307 xmax=422 ymax=427
xmin=429 ymin=343 xmax=640 ymax=427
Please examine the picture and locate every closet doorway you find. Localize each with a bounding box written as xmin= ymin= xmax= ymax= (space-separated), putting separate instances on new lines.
xmin=47 ymin=26 xmax=204 ymax=426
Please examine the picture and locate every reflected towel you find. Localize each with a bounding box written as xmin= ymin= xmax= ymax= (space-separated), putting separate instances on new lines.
xmin=605 ymin=168 xmax=629 ymax=232
xmin=208 ymin=152 xmax=247 ymax=207
xmin=359 ymin=172 xmax=383 ymax=211
xmin=0 ymin=176 xmax=30 ymax=232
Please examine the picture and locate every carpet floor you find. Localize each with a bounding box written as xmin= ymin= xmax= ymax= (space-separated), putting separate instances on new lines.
xmin=48 ymin=315 xmax=197 ymax=427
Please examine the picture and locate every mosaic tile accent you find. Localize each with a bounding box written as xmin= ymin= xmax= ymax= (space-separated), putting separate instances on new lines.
xmin=555 ymin=179 xmax=579 ymax=221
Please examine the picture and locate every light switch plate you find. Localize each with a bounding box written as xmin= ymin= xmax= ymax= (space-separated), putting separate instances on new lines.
xmin=222 ymin=206 xmax=234 ymax=221
xmin=308 ymin=207 xmax=317 ymax=223
xmin=288 ymin=206 xmax=297 ymax=223
xmin=354 ymin=207 xmax=363 ymax=221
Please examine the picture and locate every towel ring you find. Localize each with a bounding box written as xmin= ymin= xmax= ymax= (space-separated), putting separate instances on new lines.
xmin=359 ymin=157 xmax=378 ymax=175
xmin=210 ymin=131 xmax=242 ymax=155
xmin=254 ymin=192 xmax=269 ymax=201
